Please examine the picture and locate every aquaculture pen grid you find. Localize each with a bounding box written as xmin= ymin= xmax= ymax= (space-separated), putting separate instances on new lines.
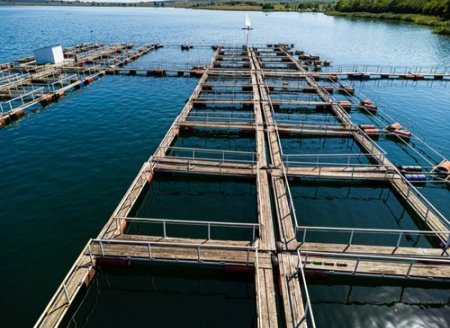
xmin=27 ymin=43 xmax=450 ymax=328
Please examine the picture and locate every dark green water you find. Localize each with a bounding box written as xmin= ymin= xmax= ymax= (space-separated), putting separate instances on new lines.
xmin=306 ymin=276 xmax=450 ymax=328
xmin=292 ymin=180 xmax=431 ymax=247
xmin=65 ymin=263 xmax=257 ymax=328
xmin=129 ymin=173 xmax=257 ymax=240
xmin=282 ymin=136 xmax=372 ymax=165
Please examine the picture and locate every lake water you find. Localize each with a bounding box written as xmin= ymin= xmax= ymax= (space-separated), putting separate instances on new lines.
xmin=0 ymin=6 xmax=449 ymax=327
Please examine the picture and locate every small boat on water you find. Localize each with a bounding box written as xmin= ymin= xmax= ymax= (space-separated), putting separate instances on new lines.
xmin=242 ymin=14 xmax=253 ymax=30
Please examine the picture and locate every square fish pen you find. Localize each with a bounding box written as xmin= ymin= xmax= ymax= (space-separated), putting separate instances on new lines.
xmin=63 ymin=262 xmax=258 ymax=328
xmin=125 ymin=172 xmax=259 ymax=241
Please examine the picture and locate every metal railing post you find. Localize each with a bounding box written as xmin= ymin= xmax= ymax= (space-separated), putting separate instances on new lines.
xmin=148 ymin=243 xmax=152 ymax=259
xmin=396 ymin=232 xmax=403 ymax=248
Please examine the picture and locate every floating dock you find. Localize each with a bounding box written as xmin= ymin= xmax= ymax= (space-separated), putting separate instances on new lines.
xmin=29 ymin=44 xmax=450 ymax=328
xmin=0 ymin=43 xmax=159 ymax=128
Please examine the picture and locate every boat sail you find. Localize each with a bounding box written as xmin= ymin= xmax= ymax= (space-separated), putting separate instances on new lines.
xmin=242 ymin=14 xmax=253 ymax=30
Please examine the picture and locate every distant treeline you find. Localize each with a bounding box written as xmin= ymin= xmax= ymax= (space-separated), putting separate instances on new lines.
xmin=335 ymin=0 xmax=450 ymax=19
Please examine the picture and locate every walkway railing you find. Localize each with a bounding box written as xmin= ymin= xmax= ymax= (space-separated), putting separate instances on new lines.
xmin=187 ymin=111 xmax=255 ymax=123
xmin=395 ymin=174 xmax=450 ymax=227
xmin=283 ymin=153 xmax=378 ymax=167
xmin=297 ymin=226 xmax=450 ymax=252
xmin=120 ymin=216 xmax=259 ymax=242
xmin=296 ymin=251 xmax=318 ymax=328
xmin=0 ymin=87 xmax=45 ymax=113
xmin=163 ymin=146 xmax=257 ymax=164
xmin=321 ymin=64 xmax=450 ymax=75
xmin=90 ymin=238 xmax=256 ymax=265
xmin=49 ymin=74 xmax=78 ymax=91
xmin=33 ymin=240 xmax=95 ymax=328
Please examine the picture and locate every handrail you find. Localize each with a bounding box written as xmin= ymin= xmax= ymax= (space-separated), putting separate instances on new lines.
xmin=120 ymin=216 xmax=259 ymax=241
xmin=33 ymin=240 xmax=94 ymax=328
xmin=321 ymin=64 xmax=450 ymax=75
xmin=163 ymin=146 xmax=257 ymax=164
xmin=296 ymin=250 xmax=317 ymax=328
xmin=91 ymin=238 xmax=256 ymax=253
xmin=0 ymin=87 xmax=45 ymax=113
xmin=297 ymin=225 xmax=450 ymax=250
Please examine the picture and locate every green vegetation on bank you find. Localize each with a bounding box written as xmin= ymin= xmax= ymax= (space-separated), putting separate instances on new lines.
xmin=329 ymin=1 xmax=450 ymax=35
xmin=334 ymin=0 xmax=449 ymax=19
xmin=0 ymin=0 xmax=335 ymax=12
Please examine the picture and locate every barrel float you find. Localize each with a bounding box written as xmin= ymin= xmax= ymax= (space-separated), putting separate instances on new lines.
xmin=364 ymin=128 xmax=380 ymax=137
xmin=360 ymin=99 xmax=377 ymax=112
xmin=51 ymin=93 xmax=60 ymax=102
xmin=434 ymin=74 xmax=444 ymax=80
xmin=399 ymin=165 xmax=423 ymax=173
xmin=177 ymin=71 xmax=184 ymax=77
xmin=154 ymin=69 xmax=166 ymax=77
xmin=393 ymin=129 xmax=412 ymax=141
xmin=359 ymin=124 xmax=376 ymax=130
xmin=380 ymin=73 xmax=390 ymax=79
xmin=387 ymin=122 xmax=401 ymax=131
xmin=128 ymin=69 xmax=137 ymax=76
xmin=39 ymin=95 xmax=53 ymax=106
xmin=0 ymin=116 xmax=7 ymax=127
xmin=404 ymin=174 xmax=427 ymax=184
xmin=75 ymin=81 xmax=85 ymax=90
xmin=11 ymin=108 xmax=25 ymax=120
xmin=85 ymin=77 xmax=94 ymax=85
xmin=338 ymin=86 xmax=354 ymax=95
xmin=339 ymin=100 xmax=352 ymax=110
xmin=434 ymin=160 xmax=450 ymax=178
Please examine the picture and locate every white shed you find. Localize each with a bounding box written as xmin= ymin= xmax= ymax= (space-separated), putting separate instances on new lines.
xmin=33 ymin=45 xmax=64 ymax=65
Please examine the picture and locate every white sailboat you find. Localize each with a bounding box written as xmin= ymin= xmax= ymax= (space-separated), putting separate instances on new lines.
xmin=242 ymin=14 xmax=253 ymax=30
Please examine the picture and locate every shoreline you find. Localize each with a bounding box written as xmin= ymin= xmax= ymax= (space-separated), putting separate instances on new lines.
xmin=326 ymin=11 xmax=450 ymax=36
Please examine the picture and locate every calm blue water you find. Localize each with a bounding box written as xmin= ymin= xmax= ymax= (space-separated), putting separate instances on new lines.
xmin=0 ymin=6 xmax=449 ymax=327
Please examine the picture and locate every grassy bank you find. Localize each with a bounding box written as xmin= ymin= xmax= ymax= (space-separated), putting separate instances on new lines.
xmin=327 ymin=11 xmax=450 ymax=35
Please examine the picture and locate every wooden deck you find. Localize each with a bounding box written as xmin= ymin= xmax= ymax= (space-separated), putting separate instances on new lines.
xmin=35 ymin=44 xmax=450 ymax=328
xmin=1 ymin=43 xmax=157 ymax=129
